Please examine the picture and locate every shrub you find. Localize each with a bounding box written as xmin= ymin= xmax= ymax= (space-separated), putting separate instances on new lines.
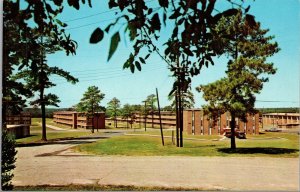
xmin=1 ymin=129 xmax=17 ymax=190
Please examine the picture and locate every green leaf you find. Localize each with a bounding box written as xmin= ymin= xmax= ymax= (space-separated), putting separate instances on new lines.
xmin=158 ymin=0 xmax=168 ymax=8
xmin=145 ymin=53 xmax=150 ymax=60
xmin=67 ymin=0 xmax=80 ymax=10
xmin=245 ymin=5 xmax=250 ymax=13
xmin=151 ymin=13 xmax=161 ymax=31
xmin=130 ymin=64 xmax=135 ymax=73
xmin=108 ymin=32 xmax=120 ymax=61
xmin=245 ymin=14 xmax=257 ymax=28
xmin=139 ymin=57 xmax=145 ymax=64
xmin=135 ymin=61 xmax=141 ymax=71
xmin=90 ymin=28 xmax=104 ymax=44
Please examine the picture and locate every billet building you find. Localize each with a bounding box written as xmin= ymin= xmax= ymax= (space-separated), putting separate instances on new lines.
xmin=262 ymin=113 xmax=300 ymax=128
xmin=110 ymin=109 xmax=259 ymax=135
xmin=183 ymin=109 xmax=259 ymax=135
xmin=53 ymin=111 xmax=105 ymax=129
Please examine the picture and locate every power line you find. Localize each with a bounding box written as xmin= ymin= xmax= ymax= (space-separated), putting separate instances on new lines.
xmin=256 ymin=100 xmax=299 ymax=103
xmin=52 ymin=66 xmax=167 ymax=84
xmin=63 ymin=8 xmax=119 ymax=23
xmin=63 ymin=0 xmax=156 ymax=23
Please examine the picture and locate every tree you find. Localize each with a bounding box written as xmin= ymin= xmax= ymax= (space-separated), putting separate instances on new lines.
xmin=91 ymin=0 xmax=253 ymax=147
xmin=15 ymin=34 xmax=78 ymax=141
xmin=168 ymin=89 xmax=195 ymax=110
xmin=197 ymin=11 xmax=279 ymax=149
xmin=1 ymin=130 xmax=17 ymax=190
xmin=145 ymin=94 xmax=157 ymax=128
xmin=107 ymin=97 xmax=121 ymax=128
xmin=121 ymin=104 xmax=134 ymax=129
xmin=2 ymin=0 xmax=88 ymax=126
xmin=77 ymin=86 xmax=105 ymax=133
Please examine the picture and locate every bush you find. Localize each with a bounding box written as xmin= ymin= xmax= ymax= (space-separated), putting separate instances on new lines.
xmin=1 ymin=129 xmax=17 ymax=190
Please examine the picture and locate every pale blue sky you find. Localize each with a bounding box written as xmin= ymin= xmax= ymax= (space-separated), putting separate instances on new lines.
xmin=44 ymin=0 xmax=299 ymax=109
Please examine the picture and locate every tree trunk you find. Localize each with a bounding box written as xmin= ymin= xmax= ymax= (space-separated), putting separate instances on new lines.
xmin=127 ymin=117 xmax=129 ymax=129
xmin=40 ymin=89 xmax=47 ymax=141
xmin=230 ymin=112 xmax=236 ymax=149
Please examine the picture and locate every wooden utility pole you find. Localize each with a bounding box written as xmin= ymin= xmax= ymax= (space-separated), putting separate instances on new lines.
xmin=156 ymin=88 xmax=164 ymax=146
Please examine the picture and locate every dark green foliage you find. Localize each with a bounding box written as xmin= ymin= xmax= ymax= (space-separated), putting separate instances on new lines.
xmin=90 ymin=28 xmax=104 ymax=44
xmin=106 ymin=98 xmax=121 ymax=128
xmin=168 ymin=89 xmax=195 ymax=110
xmin=22 ymin=108 xmax=70 ymax=118
xmin=1 ymin=129 xmax=17 ymax=191
xmin=76 ymin=86 xmax=105 ymax=113
xmin=108 ymin=32 xmax=121 ymax=61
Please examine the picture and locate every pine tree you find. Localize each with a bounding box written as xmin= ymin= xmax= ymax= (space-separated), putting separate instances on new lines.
xmin=107 ymin=97 xmax=121 ymax=128
xmin=76 ymin=86 xmax=105 ymax=133
xmin=197 ymin=11 xmax=279 ymax=149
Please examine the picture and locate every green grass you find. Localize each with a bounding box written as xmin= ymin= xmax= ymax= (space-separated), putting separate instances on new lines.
xmin=17 ymin=118 xmax=97 ymax=144
xmin=32 ymin=118 xmax=73 ymax=129
xmin=75 ymin=132 xmax=299 ymax=158
xmin=16 ymin=131 xmax=93 ymax=144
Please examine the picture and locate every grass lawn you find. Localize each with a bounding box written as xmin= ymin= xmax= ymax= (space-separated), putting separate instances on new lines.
xmin=17 ymin=118 xmax=96 ymax=145
xmin=32 ymin=118 xmax=73 ymax=129
xmin=75 ymin=131 xmax=299 ymax=158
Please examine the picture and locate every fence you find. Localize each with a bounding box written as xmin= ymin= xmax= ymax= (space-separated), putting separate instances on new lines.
xmin=53 ymin=111 xmax=105 ymax=129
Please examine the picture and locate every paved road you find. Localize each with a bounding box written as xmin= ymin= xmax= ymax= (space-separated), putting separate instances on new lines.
xmin=13 ymin=135 xmax=299 ymax=191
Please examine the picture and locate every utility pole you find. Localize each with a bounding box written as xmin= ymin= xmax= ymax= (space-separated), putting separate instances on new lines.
xmin=156 ymin=88 xmax=164 ymax=146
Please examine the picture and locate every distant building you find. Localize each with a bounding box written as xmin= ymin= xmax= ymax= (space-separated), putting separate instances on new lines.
xmin=183 ymin=109 xmax=259 ymax=135
xmin=262 ymin=113 xmax=300 ymax=128
xmin=53 ymin=111 xmax=105 ymax=129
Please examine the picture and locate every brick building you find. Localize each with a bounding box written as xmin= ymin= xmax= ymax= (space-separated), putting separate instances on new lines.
xmin=183 ymin=109 xmax=259 ymax=135
xmin=116 ymin=109 xmax=259 ymax=135
xmin=53 ymin=111 xmax=105 ymax=129
xmin=262 ymin=113 xmax=299 ymax=128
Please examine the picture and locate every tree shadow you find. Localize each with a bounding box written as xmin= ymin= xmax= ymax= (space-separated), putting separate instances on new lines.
xmin=16 ymin=136 xmax=108 ymax=147
xmin=218 ymin=147 xmax=298 ymax=155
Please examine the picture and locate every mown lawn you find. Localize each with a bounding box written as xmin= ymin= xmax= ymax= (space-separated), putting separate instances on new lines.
xmin=16 ymin=118 xmax=94 ymax=144
xmin=75 ymin=131 xmax=299 ymax=158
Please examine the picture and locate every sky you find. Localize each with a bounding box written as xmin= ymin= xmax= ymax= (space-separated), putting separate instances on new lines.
xmin=41 ymin=0 xmax=300 ymax=109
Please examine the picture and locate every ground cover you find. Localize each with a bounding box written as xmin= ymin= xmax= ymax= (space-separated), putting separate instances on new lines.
xmin=32 ymin=118 xmax=73 ymax=129
xmin=75 ymin=131 xmax=299 ymax=158
xmin=16 ymin=118 xmax=94 ymax=145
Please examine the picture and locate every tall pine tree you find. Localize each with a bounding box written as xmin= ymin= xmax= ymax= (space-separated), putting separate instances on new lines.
xmin=197 ymin=11 xmax=279 ymax=149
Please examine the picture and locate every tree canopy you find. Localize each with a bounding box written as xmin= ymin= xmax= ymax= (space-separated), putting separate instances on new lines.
xmin=77 ymin=86 xmax=105 ymax=114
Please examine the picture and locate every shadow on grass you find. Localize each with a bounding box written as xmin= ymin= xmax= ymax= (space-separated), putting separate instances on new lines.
xmin=218 ymin=147 xmax=298 ymax=155
xmin=16 ymin=136 xmax=109 ymax=148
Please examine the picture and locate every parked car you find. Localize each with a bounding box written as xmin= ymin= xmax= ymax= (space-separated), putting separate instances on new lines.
xmin=265 ymin=127 xmax=281 ymax=132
